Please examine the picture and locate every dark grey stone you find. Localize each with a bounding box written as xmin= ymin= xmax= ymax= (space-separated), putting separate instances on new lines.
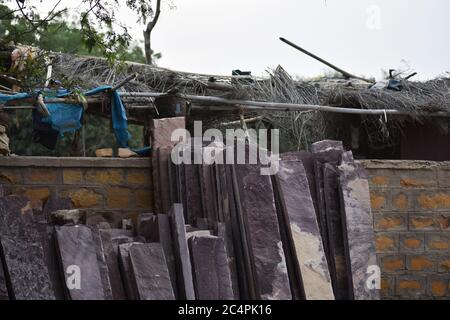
xmin=184 ymin=164 xmax=203 ymax=225
xmin=276 ymin=160 xmax=334 ymax=300
xmin=0 ymin=195 xmax=55 ymax=300
xmin=42 ymin=195 xmax=73 ymax=221
xmin=1 ymin=237 xmax=55 ymax=300
xmin=169 ymin=204 xmax=195 ymax=300
xmin=36 ymin=222 xmax=65 ymax=300
xmin=338 ymin=152 xmax=380 ymax=300
xmin=234 ymin=164 xmax=292 ymax=300
xmin=136 ymin=213 xmax=157 ymax=241
xmin=99 ymin=229 xmax=127 ymax=300
xmin=0 ymin=257 xmax=8 ymax=300
xmin=91 ymin=226 xmax=113 ymax=300
xmin=55 ymin=225 xmax=105 ymax=300
xmin=129 ymin=243 xmax=175 ymax=300
xmin=49 ymin=209 xmax=84 ymax=225
xmin=188 ymin=235 xmax=234 ymax=300
xmin=118 ymin=242 xmax=140 ymax=300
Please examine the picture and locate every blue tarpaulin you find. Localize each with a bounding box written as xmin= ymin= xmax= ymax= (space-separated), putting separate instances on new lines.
xmin=0 ymin=86 xmax=132 ymax=148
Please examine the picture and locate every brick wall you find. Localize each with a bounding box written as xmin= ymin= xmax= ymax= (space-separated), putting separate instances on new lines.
xmin=0 ymin=157 xmax=153 ymax=226
xmin=361 ymin=160 xmax=450 ymax=300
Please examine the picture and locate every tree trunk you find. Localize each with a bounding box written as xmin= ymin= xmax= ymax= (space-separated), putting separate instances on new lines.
xmin=143 ymin=0 xmax=162 ymax=65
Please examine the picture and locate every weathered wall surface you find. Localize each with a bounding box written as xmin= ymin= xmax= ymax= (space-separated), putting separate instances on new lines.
xmin=361 ymin=160 xmax=450 ymax=300
xmin=0 ymin=157 xmax=153 ymax=226
xmin=0 ymin=157 xmax=448 ymax=299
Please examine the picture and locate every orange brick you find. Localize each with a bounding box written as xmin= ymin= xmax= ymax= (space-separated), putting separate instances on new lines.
xmin=431 ymin=281 xmax=446 ymax=297
xmin=376 ymin=235 xmax=395 ymax=251
xmin=400 ymin=179 xmax=432 ymax=188
xmin=106 ymin=187 xmax=131 ymax=209
xmin=26 ymin=169 xmax=59 ymax=184
xmin=418 ymin=193 xmax=450 ymax=210
xmin=429 ymin=241 xmax=450 ymax=250
xmin=63 ymin=188 xmax=102 ymax=208
xmin=393 ymin=194 xmax=408 ymax=210
xmin=127 ymin=172 xmax=150 ymax=185
xmin=135 ymin=189 xmax=153 ymax=209
xmin=23 ymin=188 xmax=50 ymax=210
xmin=376 ymin=217 xmax=403 ymax=230
xmin=411 ymin=217 xmax=435 ymax=229
xmin=398 ymin=280 xmax=421 ymax=290
xmin=410 ymin=256 xmax=433 ymax=271
xmin=0 ymin=171 xmax=20 ymax=184
xmin=63 ymin=169 xmax=83 ymax=184
xmin=86 ymin=170 xmax=124 ymax=185
xmin=404 ymin=238 xmax=422 ymax=249
xmin=372 ymin=176 xmax=390 ymax=186
xmin=383 ymin=258 xmax=404 ymax=271
xmin=440 ymin=259 xmax=450 ymax=271
xmin=370 ymin=193 xmax=386 ymax=210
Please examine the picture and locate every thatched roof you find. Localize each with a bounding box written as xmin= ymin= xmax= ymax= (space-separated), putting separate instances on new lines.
xmin=52 ymin=53 xmax=450 ymax=115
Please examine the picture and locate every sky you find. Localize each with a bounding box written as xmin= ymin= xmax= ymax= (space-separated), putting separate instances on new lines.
xmin=37 ymin=0 xmax=450 ymax=80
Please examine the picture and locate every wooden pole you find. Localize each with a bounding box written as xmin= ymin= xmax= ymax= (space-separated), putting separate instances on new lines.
xmin=279 ymin=37 xmax=373 ymax=83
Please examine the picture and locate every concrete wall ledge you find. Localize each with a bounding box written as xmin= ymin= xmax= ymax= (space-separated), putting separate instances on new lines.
xmin=0 ymin=156 xmax=151 ymax=168
xmin=358 ymin=159 xmax=450 ymax=170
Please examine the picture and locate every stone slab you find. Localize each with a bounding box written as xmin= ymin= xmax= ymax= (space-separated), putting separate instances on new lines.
xmin=129 ymin=243 xmax=175 ymax=300
xmin=150 ymin=117 xmax=186 ymax=149
xmin=234 ymin=164 xmax=292 ymax=300
xmin=184 ymin=164 xmax=203 ymax=225
xmin=42 ymin=194 xmax=73 ymax=221
xmin=55 ymin=225 xmax=105 ymax=300
xmin=36 ymin=222 xmax=65 ymax=300
xmin=91 ymin=226 xmax=113 ymax=300
xmin=276 ymin=159 xmax=334 ymax=300
xmin=156 ymin=214 xmax=178 ymax=298
xmin=188 ymin=235 xmax=234 ymax=300
xmin=338 ymin=152 xmax=380 ymax=300
xmin=169 ymin=204 xmax=195 ymax=300
xmin=323 ymin=163 xmax=350 ymax=300
xmin=99 ymin=229 xmax=127 ymax=300
xmin=158 ymin=148 xmax=172 ymax=214
xmin=118 ymin=242 xmax=141 ymax=300
xmin=0 ymin=195 xmax=55 ymax=300
xmin=0 ymin=257 xmax=8 ymax=300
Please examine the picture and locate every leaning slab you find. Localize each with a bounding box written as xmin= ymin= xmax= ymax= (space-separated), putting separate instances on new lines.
xmin=169 ymin=204 xmax=195 ymax=300
xmin=275 ymin=159 xmax=334 ymax=300
xmin=188 ymin=235 xmax=234 ymax=300
xmin=0 ymin=195 xmax=54 ymax=300
xmin=234 ymin=164 xmax=292 ymax=300
xmin=55 ymin=225 xmax=105 ymax=300
xmin=129 ymin=243 xmax=175 ymax=300
xmin=338 ymin=151 xmax=380 ymax=300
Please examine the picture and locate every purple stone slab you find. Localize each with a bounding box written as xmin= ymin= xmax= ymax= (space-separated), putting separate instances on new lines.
xmin=55 ymin=225 xmax=105 ymax=300
xmin=152 ymin=147 xmax=162 ymax=214
xmin=276 ymin=160 xmax=334 ymax=300
xmin=118 ymin=242 xmax=140 ymax=300
xmin=158 ymin=148 xmax=172 ymax=214
xmin=184 ymin=164 xmax=203 ymax=225
xmin=323 ymin=163 xmax=349 ymax=300
xmin=99 ymin=229 xmax=127 ymax=300
xmin=156 ymin=214 xmax=178 ymax=298
xmin=234 ymin=164 xmax=292 ymax=300
xmin=338 ymin=152 xmax=380 ymax=300
xmin=129 ymin=243 xmax=175 ymax=300
xmin=169 ymin=204 xmax=195 ymax=300
xmin=188 ymin=235 xmax=234 ymax=300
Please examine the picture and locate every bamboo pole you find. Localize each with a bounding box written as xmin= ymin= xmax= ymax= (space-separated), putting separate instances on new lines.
xmin=279 ymin=37 xmax=373 ymax=83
